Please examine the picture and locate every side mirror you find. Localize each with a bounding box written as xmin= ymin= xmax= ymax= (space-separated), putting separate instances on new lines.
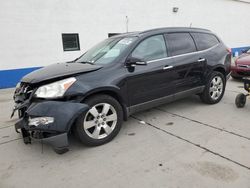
xmin=126 ymin=57 xmax=147 ymax=67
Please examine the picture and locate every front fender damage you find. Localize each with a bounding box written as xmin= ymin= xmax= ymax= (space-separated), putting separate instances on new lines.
xmin=15 ymin=101 xmax=89 ymax=154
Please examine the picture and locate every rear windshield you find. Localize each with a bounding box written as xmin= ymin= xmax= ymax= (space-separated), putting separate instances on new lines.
xmin=191 ymin=33 xmax=220 ymax=51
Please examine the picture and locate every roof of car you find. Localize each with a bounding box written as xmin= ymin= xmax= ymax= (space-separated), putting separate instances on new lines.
xmin=141 ymin=27 xmax=211 ymax=34
xmin=111 ymin=27 xmax=212 ymax=38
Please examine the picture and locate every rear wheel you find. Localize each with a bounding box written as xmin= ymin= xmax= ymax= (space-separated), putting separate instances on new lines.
xmin=200 ymin=71 xmax=226 ymax=104
xmin=74 ymin=95 xmax=123 ymax=146
xmin=235 ymin=93 xmax=246 ymax=108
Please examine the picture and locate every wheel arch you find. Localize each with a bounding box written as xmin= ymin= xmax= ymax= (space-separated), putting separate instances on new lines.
xmin=213 ymin=66 xmax=226 ymax=77
xmin=81 ymin=87 xmax=129 ymax=121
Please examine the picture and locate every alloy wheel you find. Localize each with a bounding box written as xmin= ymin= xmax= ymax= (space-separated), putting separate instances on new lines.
xmin=209 ymin=76 xmax=224 ymax=100
xmin=83 ymin=103 xmax=117 ymax=139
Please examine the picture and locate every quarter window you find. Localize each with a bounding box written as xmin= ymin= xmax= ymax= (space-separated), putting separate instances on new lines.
xmin=165 ymin=33 xmax=196 ymax=56
xmin=191 ymin=33 xmax=220 ymax=51
xmin=131 ymin=35 xmax=167 ymax=61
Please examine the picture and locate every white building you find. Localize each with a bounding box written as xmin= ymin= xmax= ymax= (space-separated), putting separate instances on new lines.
xmin=0 ymin=0 xmax=250 ymax=88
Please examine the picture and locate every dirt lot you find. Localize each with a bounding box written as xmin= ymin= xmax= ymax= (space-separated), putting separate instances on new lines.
xmin=0 ymin=78 xmax=250 ymax=188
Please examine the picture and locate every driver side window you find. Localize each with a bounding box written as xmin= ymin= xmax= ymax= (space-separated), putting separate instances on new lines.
xmin=131 ymin=35 xmax=167 ymax=61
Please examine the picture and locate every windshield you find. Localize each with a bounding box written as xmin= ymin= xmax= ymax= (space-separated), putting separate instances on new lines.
xmin=75 ymin=37 xmax=137 ymax=65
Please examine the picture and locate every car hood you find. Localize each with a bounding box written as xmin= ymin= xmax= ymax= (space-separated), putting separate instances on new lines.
xmin=21 ymin=62 xmax=102 ymax=84
xmin=236 ymin=54 xmax=250 ymax=65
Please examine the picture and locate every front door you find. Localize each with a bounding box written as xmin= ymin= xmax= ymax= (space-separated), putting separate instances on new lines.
xmin=126 ymin=35 xmax=177 ymax=108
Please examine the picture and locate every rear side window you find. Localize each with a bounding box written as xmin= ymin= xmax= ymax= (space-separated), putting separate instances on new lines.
xmin=165 ymin=33 xmax=196 ymax=56
xmin=191 ymin=33 xmax=219 ymax=51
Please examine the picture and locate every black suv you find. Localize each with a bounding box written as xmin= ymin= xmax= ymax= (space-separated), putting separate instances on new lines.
xmin=13 ymin=27 xmax=231 ymax=153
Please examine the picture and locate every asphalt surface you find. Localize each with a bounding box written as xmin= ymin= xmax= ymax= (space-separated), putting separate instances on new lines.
xmin=0 ymin=78 xmax=250 ymax=188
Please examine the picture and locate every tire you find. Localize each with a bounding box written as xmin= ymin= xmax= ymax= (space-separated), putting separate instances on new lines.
xmin=235 ymin=93 xmax=246 ymax=108
xmin=200 ymin=71 xmax=226 ymax=104
xmin=74 ymin=94 xmax=123 ymax=146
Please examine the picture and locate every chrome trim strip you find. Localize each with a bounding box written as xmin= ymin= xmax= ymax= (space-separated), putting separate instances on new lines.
xmin=238 ymin=64 xmax=250 ymax=68
xmin=147 ymin=44 xmax=220 ymax=64
xmin=197 ymin=58 xmax=206 ymax=62
xmin=163 ymin=65 xmax=174 ymax=70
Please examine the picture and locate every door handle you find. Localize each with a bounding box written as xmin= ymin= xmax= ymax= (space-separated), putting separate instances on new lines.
xmin=163 ymin=65 xmax=174 ymax=70
xmin=197 ymin=58 xmax=206 ymax=62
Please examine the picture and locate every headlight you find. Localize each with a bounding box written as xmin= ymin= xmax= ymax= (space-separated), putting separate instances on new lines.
xmin=35 ymin=77 xmax=76 ymax=98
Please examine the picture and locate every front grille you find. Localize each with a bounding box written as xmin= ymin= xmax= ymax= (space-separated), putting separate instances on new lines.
xmin=14 ymin=83 xmax=34 ymax=103
xmin=21 ymin=83 xmax=33 ymax=99
xmin=237 ymin=64 xmax=250 ymax=69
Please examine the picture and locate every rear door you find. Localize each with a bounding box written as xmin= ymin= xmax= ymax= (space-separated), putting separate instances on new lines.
xmin=190 ymin=32 xmax=221 ymax=75
xmin=165 ymin=32 xmax=206 ymax=93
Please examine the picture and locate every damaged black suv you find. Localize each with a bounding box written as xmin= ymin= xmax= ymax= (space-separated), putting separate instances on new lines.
xmin=13 ymin=27 xmax=231 ymax=154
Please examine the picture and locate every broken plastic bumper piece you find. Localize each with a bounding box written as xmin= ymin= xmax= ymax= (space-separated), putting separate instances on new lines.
xmin=14 ymin=101 xmax=89 ymax=154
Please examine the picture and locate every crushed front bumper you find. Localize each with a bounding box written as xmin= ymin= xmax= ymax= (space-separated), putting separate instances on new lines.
xmin=14 ymin=101 xmax=89 ymax=154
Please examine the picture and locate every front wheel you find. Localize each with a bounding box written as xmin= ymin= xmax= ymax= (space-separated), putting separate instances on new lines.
xmin=200 ymin=71 xmax=226 ymax=104
xmin=74 ymin=95 xmax=123 ymax=146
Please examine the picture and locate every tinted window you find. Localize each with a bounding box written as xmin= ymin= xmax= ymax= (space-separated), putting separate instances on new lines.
xmin=191 ymin=33 xmax=219 ymax=51
xmin=131 ymin=35 xmax=167 ymax=61
xmin=165 ymin=33 xmax=196 ymax=56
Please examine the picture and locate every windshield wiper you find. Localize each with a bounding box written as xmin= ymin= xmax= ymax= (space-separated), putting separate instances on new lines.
xmin=77 ymin=61 xmax=95 ymax=65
